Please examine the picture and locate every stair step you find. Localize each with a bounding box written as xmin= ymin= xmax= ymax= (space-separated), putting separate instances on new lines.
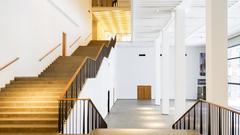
xmin=11 ymin=80 xmax=68 ymax=84
xmin=0 ymin=118 xmax=58 ymax=124
xmin=0 ymin=106 xmax=58 ymax=112
xmin=6 ymin=84 xmax=65 ymax=88
xmin=0 ymin=101 xmax=58 ymax=107
xmin=48 ymin=63 xmax=81 ymax=67
xmin=0 ymin=124 xmax=57 ymax=133
xmin=14 ymin=77 xmax=69 ymax=81
xmin=43 ymin=68 xmax=77 ymax=73
xmin=0 ymin=112 xmax=58 ymax=118
xmin=39 ymin=74 xmax=73 ymax=78
xmin=0 ymin=91 xmax=62 ymax=96
xmin=0 ymin=97 xmax=59 ymax=101
xmin=1 ymin=87 xmax=63 ymax=92
xmin=40 ymin=72 xmax=75 ymax=76
xmin=0 ymin=40 xmax=111 ymax=134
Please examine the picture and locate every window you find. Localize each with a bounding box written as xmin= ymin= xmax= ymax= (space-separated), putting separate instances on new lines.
xmin=228 ymin=44 xmax=240 ymax=110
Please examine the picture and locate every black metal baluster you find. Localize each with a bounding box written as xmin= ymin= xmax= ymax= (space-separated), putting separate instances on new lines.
xmin=87 ymin=100 xmax=90 ymax=133
xmin=83 ymin=100 xmax=86 ymax=134
xmin=194 ymin=106 xmax=196 ymax=130
xmin=184 ymin=115 xmax=186 ymax=129
xmin=238 ymin=115 xmax=239 ymax=135
xmin=180 ymin=118 xmax=182 ymax=129
xmin=95 ymin=110 xmax=97 ymax=129
xmin=76 ymin=100 xmax=77 ymax=134
xmin=208 ymin=104 xmax=211 ymax=135
xmin=92 ymin=105 xmax=94 ymax=131
xmin=219 ymin=108 xmax=222 ymax=135
xmin=80 ymin=100 xmax=82 ymax=134
xmin=232 ymin=112 xmax=235 ymax=135
xmin=200 ymin=101 xmax=203 ymax=134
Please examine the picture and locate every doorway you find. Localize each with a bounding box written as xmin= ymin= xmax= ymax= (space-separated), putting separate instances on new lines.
xmin=137 ymin=85 xmax=151 ymax=100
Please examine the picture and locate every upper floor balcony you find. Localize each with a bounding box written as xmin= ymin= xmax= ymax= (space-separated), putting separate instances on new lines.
xmin=92 ymin=0 xmax=130 ymax=8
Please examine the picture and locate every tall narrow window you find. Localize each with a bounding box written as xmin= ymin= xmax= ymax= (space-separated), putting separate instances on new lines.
xmin=228 ymin=45 xmax=240 ymax=110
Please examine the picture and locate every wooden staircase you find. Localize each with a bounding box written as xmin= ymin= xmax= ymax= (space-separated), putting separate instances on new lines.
xmin=0 ymin=40 xmax=109 ymax=133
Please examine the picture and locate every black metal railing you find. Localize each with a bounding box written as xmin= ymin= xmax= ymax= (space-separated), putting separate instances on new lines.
xmin=58 ymin=37 xmax=116 ymax=134
xmin=92 ymin=0 xmax=118 ymax=7
xmin=58 ymin=98 xmax=108 ymax=134
xmin=172 ymin=100 xmax=240 ymax=135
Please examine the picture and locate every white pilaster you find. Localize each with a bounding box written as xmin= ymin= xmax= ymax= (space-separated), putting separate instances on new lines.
xmin=162 ymin=30 xmax=170 ymax=114
xmin=206 ymin=0 xmax=228 ymax=106
xmin=155 ymin=33 xmax=162 ymax=105
xmin=175 ymin=8 xmax=186 ymax=119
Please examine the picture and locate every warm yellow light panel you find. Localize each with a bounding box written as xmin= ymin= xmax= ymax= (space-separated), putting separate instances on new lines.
xmin=93 ymin=10 xmax=131 ymax=35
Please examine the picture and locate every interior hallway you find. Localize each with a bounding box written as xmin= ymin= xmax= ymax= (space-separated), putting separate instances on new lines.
xmin=105 ymin=100 xmax=195 ymax=129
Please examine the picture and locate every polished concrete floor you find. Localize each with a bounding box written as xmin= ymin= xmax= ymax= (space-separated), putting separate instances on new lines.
xmin=105 ymin=100 xmax=195 ymax=129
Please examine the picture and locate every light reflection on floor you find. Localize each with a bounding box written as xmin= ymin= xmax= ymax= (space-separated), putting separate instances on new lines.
xmin=105 ymin=100 xmax=195 ymax=129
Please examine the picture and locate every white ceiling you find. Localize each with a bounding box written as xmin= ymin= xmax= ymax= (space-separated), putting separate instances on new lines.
xmin=132 ymin=0 xmax=240 ymax=46
xmin=186 ymin=0 xmax=240 ymax=46
xmin=132 ymin=0 xmax=183 ymax=41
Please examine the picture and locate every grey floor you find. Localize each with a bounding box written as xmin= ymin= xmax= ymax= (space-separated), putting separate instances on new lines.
xmin=105 ymin=100 xmax=195 ymax=129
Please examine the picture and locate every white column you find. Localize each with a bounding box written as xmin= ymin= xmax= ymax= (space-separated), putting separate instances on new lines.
xmin=175 ymin=9 xmax=186 ymax=119
xmin=206 ymin=0 xmax=228 ymax=106
xmin=155 ymin=33 xmax=162 ymax=105
xmin=162 ymin=30 xmax=170 ymax=114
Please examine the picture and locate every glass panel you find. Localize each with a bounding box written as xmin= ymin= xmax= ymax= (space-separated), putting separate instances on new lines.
xmin=228 ymin=84 xmax=240 ymax=110
xmin=228 ymin=45 xmax=240 ymax=110
xmin=228 ymin=45 xmax=240 ymax=58
xmin=228 ymin=59 xmax=240 ymax=83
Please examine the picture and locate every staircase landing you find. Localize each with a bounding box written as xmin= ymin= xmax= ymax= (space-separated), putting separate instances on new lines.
xmin=0 ymin=129 xmax=199 ymax=135
xmin=90 ymin=129 xmax=199 ymax=135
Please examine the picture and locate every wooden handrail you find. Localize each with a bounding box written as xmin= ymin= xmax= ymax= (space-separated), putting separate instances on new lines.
xmin=69 ymin=35 xmax=82 ymax=48
xmin=39 ymin=43 xmax=61 ymax=62
xmin=59 ymin=98 xmax=106 ymax=124
xmin=60 ymin=43 xmax=108 ymax=99
xmin=173 ymin=100 xmax=201 ymax=125
xmin=173 ymin=99 xmax=240 ymax=126
xmin=0 ymin=57 xmax=19 ymax=71
xmin=62 ymin=32 xmax=66 ymax=57
xmin=59 ymin=98 xmax=91 ymax=101
xmin=200 ymin=99 xmax=240 ymax=115
xmin=84 ymin=33 xmax=92 ymax=41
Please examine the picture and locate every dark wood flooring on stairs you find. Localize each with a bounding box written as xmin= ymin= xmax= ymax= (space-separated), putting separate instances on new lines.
xmin=0 ymin=40 xmax=109 ymax=134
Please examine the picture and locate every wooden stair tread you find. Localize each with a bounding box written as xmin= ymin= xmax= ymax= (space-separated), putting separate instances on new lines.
xmin=0 ymin=40 xmax=111 ymax=133
xmin=0 ymin=112 xmax=58 ymax=114
xmin=0 ymin=118 xmax=57 ymax=121
xmin=0 ymin=101 xmax=58 ymax=103
xmin=0 ymin=106 xmax=58 ymax=108
xmin=0 ymin=124 xmax=57 ymax=128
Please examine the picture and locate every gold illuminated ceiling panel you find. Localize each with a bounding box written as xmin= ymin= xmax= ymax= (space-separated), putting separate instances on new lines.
xmin=93 ymin=10 xmax=131 ymax=34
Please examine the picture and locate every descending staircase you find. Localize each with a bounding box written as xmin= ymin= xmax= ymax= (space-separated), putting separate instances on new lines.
xmin=0 ymin=40 xmax=110 ymax=133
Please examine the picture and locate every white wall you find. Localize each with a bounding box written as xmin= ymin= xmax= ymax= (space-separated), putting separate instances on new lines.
xmin=169 ymin=46 xmax=206 ymax=99
xmin=115 ymin=41 xmax=156 ymax=99
xmin=115 ymin=41 xmax=205 ymax=100
xmin=0 ymin=0 xmax=92 ymax=88
xmin=79 ymin=48 xmax=116 ymax=118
